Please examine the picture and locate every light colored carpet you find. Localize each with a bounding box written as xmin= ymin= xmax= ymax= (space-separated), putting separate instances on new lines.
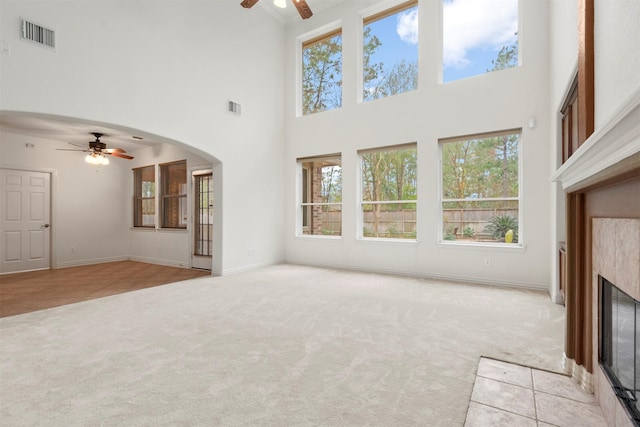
xmin=0 ymin=264 xmax=565 ymax=426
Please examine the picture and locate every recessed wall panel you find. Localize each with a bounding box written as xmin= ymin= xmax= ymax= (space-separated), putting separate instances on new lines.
xmin=30 ymin=176 xmax=45 ymax=188
xmin=5 ymin=174 xmax=21 ymax=186
xmin=29 ymin=192 xmax=45 ymax=221
xmin=4 ymin=231 xmax=21 ymax=261
xmin=5 ymin=191 xmax=22 ymax=221
xmin=28 ymin=231 xmax=44 ymax=260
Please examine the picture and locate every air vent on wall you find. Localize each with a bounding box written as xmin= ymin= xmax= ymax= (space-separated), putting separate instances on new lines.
xmin=21 ymin=19 xmax=55 ymax=49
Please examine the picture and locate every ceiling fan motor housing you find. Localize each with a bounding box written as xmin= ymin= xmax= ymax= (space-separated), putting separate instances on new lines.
xmin=89 ymin=141 xmax=107 ymax=153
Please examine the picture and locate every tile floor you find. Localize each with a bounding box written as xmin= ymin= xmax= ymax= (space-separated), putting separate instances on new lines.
xmin=465 ymin=357 xmax=608 ymax=427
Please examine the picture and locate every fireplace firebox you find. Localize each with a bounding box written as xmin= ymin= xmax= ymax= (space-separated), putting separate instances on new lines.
xmin=600 ymin=276 xmax=640 ymax=423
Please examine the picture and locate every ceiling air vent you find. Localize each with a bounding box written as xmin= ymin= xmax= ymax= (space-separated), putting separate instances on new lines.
xmin=21 ymin=19 xmax=55 ymax=50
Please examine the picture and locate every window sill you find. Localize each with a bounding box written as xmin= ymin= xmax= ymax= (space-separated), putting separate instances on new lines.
xmin=296 ymin=235 xmax=342 ymax=240
xmin=438 ymin=240 xmax=526 ymax=252
xmin=357 ymin=237 xmax=419 ymax=245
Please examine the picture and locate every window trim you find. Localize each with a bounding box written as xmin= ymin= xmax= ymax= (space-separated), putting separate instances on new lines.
xmin=438 ymin=129 xmax=523 ymax=247
xmin=297 ymin=21 xmax=343 ymax=117
xmin=358 ymin=143 xmax=418 ymax=241
xmin=359 ymin=0 xmax=419 ymax=104
xmin=159 ymin=159 xmax=188 ymax=230
xmin=132 ymin=164 xmax=156 ymax=228
xmin=296 ymin=153 xmax=343 ymax=238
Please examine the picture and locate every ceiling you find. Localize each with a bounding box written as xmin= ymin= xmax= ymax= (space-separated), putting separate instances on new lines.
xmin=259 ymin=0 xmax=342 ymax=22
xmin=0 ymin=111 xmax=158 ymax=153
xmin=0 ymin=0 xmax=343 ymax=154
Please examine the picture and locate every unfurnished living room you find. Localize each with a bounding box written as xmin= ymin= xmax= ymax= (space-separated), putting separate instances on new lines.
xmin=1 ymin=0 xmax=639 ymax=426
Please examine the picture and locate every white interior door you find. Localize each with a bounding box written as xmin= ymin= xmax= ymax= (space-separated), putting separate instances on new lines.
xmin=0 ymin=169 xmax=51 ymax=274
xmin=192 ymin=170 xmax=213 ymax=270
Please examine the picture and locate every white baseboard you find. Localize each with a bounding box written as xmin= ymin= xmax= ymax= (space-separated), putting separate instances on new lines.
xmin=55 ymin=256 xmax=128 ymax=269
xmin=128 ymin=256 xmax=190 ymax=269
xmin=286 ymin=258 xmax=549 ymax=292
xmin=222 ymin=259 xmax=283 ymax=276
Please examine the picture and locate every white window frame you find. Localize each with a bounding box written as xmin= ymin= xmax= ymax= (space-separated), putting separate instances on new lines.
xmin=358 ymin=0 xmax=419 ymax=104
xmin=297 ymin=20 xmax=343 ymax=117
xmin=296 ymin=154 xmax=342 ymax=238
xmin=358 ymin=143 xmax=418 ymax=241
xmin=438 ymin=129 xmax=523 ymax=247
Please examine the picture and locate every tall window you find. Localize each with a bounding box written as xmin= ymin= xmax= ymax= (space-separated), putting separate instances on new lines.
xmin=363 ymin=0 xmax=418 ymax=102
xmin=560 ymin=75 xmax=579 ymax=163
xmin=160 ymin=160 xmax=187 ymax=229
xmin=442 ymin=0 xmax=518 ymax=83
xmin=302 ymin=28 xmax=342 ymax=115
xmin=133 ymin=165 xmax=155 ymax=227
xmin=440 ymin=130 xmax=520 ymax=244
xmin=360 ymin=144 xmax=417 ymax=239
xmin=298 ymin=154 xmax=342 ymax=236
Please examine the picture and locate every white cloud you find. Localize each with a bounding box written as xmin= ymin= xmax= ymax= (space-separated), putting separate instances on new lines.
xmin=397 ymin=9 xmax=419 ymax=46
xmin=443 ymin=0 xmax=518 ymax=68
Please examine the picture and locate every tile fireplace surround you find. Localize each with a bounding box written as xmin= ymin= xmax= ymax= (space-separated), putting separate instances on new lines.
xmin=553 ymin=88 xmax=640 ymax=427
xmin=593 ymin=218 xmax=640 ymax=426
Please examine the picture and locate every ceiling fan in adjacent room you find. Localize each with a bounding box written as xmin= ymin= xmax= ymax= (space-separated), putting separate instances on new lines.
xmin=241 ymin=0 xmax=313 ymax=19
xmin=57 ymin=132 xmax=134 ymax=165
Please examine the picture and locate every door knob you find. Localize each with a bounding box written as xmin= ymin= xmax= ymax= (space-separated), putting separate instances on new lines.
xmin=41 ymin=224 xmax=50 ymax=229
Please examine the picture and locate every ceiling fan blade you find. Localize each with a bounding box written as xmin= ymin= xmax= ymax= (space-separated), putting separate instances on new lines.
xmin=240 ymin=0 xmax=259 ymax=8
xmin=108 ymin=152 xmax=134 ymax=160
xmin=103 ymin=148 xmax=127 ymax=154
xmin=293 ymin=0 xmax=313 ymax=19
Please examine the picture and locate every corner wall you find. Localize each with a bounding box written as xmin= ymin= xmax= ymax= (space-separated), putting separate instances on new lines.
xmin=284 ymin=0 xmax=552 ymax=290
xmin=0 ymin=1 xmax=287 ymax=274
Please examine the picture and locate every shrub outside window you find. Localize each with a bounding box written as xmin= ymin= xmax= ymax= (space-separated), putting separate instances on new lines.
xmin=160 ymin=160 xmax=187 ymax=229
xmin=440 ymin=130 xmax=520 ymax=244
xmin=299 ymin=154 xmax=342 ymax=236
xmin=442 ymin=0 xmax=518 ymax=83
xmin=302 ymin=28 xmax=342 ymax=115
xmin=360 ymin=144 xmax=417 ymax=239
xmin=133 ymin=165 xmax=155 ymax=227
xmin=363 ymin=0 xmax=418 ymax=102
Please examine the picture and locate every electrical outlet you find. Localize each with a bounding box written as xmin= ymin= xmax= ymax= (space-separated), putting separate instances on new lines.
xmin=484 ymin=258 xmax=491 ymax=266
xmin=70 ymin=247 xmax=75 ymax=254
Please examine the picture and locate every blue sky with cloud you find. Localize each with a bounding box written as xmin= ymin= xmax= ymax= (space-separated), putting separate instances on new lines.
xmin=364 ymin=0 xmax=518 ymax=84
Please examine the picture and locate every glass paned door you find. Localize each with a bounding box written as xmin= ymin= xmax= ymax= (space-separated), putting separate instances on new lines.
xmin=193 ymin=171 xmax=213 ymax=270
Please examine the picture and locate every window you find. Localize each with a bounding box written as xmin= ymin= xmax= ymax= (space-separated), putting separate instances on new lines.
xmin=133 ymin=165 xmax=155 ymax=227
xmin=560 ymin=75 xmax=579 ymax=163
xmin=363 ymin=0 xmax=418 ymax=102
xmin=440 ymin=130 xmax=520 ymax=244
xmin=302 ymin=28 xmax=342 ymax=115
xmin=442 ymin=0 xmax=518 ymax=83
xmin=160 ymin=160 xmax=187 ymax=229
xmin=360 ymin=144 xmax=417 ymax=239
xmin=298 ymin=154 xmax=342 ymax=236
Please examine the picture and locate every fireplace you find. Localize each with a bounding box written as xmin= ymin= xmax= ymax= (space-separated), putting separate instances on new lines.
xmin=600 ymin=276 xmax=640 ymax=423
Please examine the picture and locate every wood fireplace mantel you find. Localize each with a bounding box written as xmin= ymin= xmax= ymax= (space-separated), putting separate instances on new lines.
xmin=552 ymin=87 xmax=640 ymax=193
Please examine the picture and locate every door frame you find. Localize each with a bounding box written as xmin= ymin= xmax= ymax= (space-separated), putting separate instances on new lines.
xmin=190 ymin=167 xmax=213 ymax=271
xmin=0 ymin=166 xmax=57 ymax=274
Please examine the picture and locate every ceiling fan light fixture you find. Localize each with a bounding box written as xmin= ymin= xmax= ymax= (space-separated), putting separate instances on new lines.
xmin=274 ymin=0 xmax=286 ymax=8
xmin=85 ymin=152 xmax=109 ymax=165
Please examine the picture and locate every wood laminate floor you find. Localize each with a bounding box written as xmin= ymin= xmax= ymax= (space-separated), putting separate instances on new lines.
xmin=0 ymin=261 xmax=211 ymax=317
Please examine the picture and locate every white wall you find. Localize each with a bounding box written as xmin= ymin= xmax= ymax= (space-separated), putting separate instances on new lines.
xmin=0 ymin=1 xmax=286 ymax=274
xmin=128 ymin=143 xmax=212 ymax=269
xmin=283 ymin=0 xmax=552 ymax=289
xmin=593 ymin=0 xmax=640 ymax=127
xmin=1 ymin=131 xmax=130 ymax=267
xmin=548 ymin=0 xmax=578 ymax=302
xmin=548 ymin=0 xmax=640 ymax=301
